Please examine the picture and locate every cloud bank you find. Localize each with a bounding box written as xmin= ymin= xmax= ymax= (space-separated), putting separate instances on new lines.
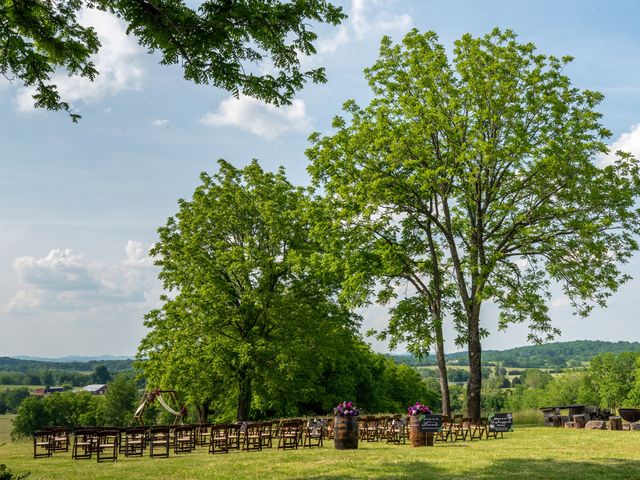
xmin=5 ymin=241 xmax=158 ymax=314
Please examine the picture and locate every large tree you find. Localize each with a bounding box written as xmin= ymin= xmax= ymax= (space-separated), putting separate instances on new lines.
xmin=139 ymin=159 xmax=357 ymax=421
xmin=1 ymin=0 xmax=345 ymax=121
xmin=308 ymin=28 xmax=640 ymax=420
xmin=307 ymin=156 xmax=459 ymax=416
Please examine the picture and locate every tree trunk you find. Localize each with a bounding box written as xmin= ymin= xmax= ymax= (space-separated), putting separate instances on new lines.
xmin=466 ymin=303 xmax=482 ymax=423
xmin=434 ymin=322 xmax=451 ymax=416
xmin=195 ymin=400 xmax=210 ymax=424
xmin=237 ymin=369 xmax=252 ymax=422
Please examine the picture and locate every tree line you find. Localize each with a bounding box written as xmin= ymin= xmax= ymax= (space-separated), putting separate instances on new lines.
xmin=391 ymin=341 xmax=640 ymax=369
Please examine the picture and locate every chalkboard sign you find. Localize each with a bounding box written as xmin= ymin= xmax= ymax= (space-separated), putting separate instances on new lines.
xmin=419 ymin=414 xmax=443 ymax=433
xmin=488 ymin=413 xmax=513 ymax=432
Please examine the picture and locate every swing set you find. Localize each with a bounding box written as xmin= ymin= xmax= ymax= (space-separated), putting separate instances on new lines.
xmin=133 ymin=388 xmax=187 ymax=425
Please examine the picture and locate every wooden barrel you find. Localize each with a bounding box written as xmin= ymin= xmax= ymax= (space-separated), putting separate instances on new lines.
xmin=334 ymin=416 xmax=358 ymax=450
xmin=410 ymin=416 xmax=428 ymax=447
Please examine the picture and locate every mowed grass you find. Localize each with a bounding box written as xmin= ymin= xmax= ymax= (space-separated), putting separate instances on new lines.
xmin=0 ymin=385 xmax=41 ymax=391
xmin=0 ymin=414 xmax=16 ymax=442
xmin=3 ymin=425 xmax=640 ymax=479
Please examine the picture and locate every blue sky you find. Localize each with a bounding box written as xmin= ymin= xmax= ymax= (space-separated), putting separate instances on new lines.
xmin=2 ymin=0 xmax=640 ymax=357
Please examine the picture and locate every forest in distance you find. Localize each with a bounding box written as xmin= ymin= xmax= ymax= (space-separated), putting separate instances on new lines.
xmin=390 ymin=340 xmax=640 ymax=369
xmin=2 ymin=340 xmax=639 ymax=383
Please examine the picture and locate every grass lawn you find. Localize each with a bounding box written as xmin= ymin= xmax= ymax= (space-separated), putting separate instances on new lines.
xmin=2 ymin=426 xmax=640 ymax=479
xmin=0 ymin=385 xmax=41 ymax=391
xmin=0 ymin=414 xmax=16 ymax=443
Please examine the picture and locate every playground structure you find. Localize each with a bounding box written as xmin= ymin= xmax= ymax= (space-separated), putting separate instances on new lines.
xmin=133 ymin=389 xmax=187 ymax=425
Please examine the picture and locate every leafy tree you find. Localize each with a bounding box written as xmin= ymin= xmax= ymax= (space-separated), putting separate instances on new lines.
xmin=92 ymin=365 xmax=111 ymax=384
xmin=139 ymin=159 xmax=357 ymax=421
xmin=97 ymin=372 xmax=139 ymax=426
xmin=584 ymin=352 xmax=639 ymax=409
xmin=12 ymin=391 xmax=101 ymax=438
xmin=542 ymin=372 xmax=586 ymax=406
xmin=0 ymin=388 xmax=30 ymax=414
xmin=307 ymin=28 xmax=640 ymax=420
xmin=520 ymin=369 xmax=553 ymax=390
xmin=0 ymin=0 xmax=345 ymax=121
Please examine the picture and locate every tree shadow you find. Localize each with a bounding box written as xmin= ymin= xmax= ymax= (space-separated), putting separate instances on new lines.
xmin=291 ymin=457 xmax=640 ymax=480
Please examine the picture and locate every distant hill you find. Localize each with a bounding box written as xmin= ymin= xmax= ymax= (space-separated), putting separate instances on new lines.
xmin=0 ymin=356 xmax=134 ymax=373
xmin=390 ymin=340 xmax=640 ymax=369
xmin=14 ymin=355 xmax=133 ymax=363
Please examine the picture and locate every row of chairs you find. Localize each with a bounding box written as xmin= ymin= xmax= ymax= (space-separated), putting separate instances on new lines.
xmin=357 ymin=415 xmax=408 ymax=443
xmin=353 ymin=414 xmax=504 ymax=444
xmin=434 ymin=415 xmax=503 ymax=442
xmin=33 ymin=419 xmax=329 ymax=461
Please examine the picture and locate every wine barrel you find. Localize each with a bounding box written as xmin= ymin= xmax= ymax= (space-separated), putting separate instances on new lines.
xmin=334 ymin=416 xmax=358 ymax=450
xmin=410 ymin=416 xmax=430 ymax=447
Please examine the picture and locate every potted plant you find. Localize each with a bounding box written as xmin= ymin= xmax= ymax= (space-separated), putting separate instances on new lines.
xmin=408 ymin=402 xmax=434 ymax=447
xmin=333 ymin=401 xmax=359 ymax=450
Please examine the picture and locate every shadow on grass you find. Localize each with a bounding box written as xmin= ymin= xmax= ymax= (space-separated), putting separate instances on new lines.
xmin=292 ymin=458 xmax=640 ymax=480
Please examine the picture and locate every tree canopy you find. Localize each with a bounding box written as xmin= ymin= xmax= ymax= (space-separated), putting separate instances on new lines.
xmin=138 ymin=159 xmax=360 ymax=421
xmin=308 ymin=28 xmax=640 ymax=420
xmin=1 ymin=0 xmax=345 ymax=121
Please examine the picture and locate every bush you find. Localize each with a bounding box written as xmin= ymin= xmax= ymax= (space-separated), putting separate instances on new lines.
xmin=12 ymin=392 xmax=102 ymax=439
xmin=0 ymin=464 xmax=30 ymax=480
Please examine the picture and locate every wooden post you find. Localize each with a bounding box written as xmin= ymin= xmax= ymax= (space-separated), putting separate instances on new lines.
xmin=608 ymin=416 xmax=623 ymax=431
xmin=573 ymin=414 xmax=587 ymax=429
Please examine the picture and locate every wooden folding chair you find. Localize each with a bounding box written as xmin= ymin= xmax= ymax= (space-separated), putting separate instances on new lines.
xmin=149 ymin=426 xmax=170 ymax=458
xmin=259 ymin=421 xmax=275 ymax=449
xmin=208 ymin=424 xmax=229 ymax=454
xmin=242 ymin=422 xmax=263 ymax=452
xmin=435 ymin=415 xmax=452 ymax=442
xmin=386 ymin=418 xmax=407 ymax=445
xmin=96 ymin=429 xmax=119 ymax=462
xmin=226 ymin=423 xmax=241 ymax=450
xmin=124 ymin=427 xmax=146 ymax=457
xmin=198 ymin=424 xmax=212 ymax=447
xmin=45 ymin=427 xmax=69 ymax=453
xmin=303 ymin=419 xmax=326 ymax=448
xmin=470 ymin=417 xmax=487 ymax=440
xmin=33 ymin=431 xmax=52 ymax=458
xmin=72 ymin=428 xmax=95 ymax=460
xmin=454 ymin=417 xmax=472 ymax=441
xmin=174 ymin=425 xmax=195 ymax=454
xmin=278 ymin=420 xmax=302 ymax=450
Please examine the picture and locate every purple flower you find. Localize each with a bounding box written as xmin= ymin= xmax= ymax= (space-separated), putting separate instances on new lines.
xmin=334 ymin=401 xmax=359 ymax=417
xmin=407 ymin=402 xmax=432 ymax=416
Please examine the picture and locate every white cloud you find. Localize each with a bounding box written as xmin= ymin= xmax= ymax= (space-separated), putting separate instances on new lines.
xmin=4 ymin=241 xmax=159 ymax=314
xmin=598 ymin=123 xmax=640 ymax=167
xmin=318 ymin=25 xmax=350 ymax=55
xmin=551 ymin=296 xmax=571 ymax=309
xmin=201 ymin=96 xmax=312 ymax=140
xmin=308 ymin=0 xmax=413 ymax=63
xmin=16 ymin=8 xmax=145 ymax=111
xmin=152 ymin=118 xmax=170 ymax=129
xmin=351 ymin=0 xmax=413 ymax=40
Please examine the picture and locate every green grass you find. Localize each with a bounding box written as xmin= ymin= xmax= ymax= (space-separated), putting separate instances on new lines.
xmin=2 ymin=426 xmax=640 ymax=479
xmin=512 ymin=409 xmax=544 ymax=426
xmin=0 ymin=414 xmax=16 ymax=443
xmin=0 ymin=385 xmax=41 ymax=391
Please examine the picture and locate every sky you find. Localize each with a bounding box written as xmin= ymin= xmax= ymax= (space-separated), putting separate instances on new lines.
xmin=2 ymin=0 xmax=640 ymax=358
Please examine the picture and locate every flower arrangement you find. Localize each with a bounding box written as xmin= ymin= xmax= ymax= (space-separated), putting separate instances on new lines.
xmin=334 ymin=401 xmax=359 ymax=417
xmin=407 ymin=402 xmax=432 ymax=416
